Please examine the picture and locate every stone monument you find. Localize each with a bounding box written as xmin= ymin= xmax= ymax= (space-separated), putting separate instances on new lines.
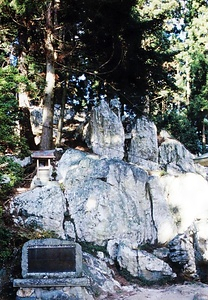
xmin=13 ymin=239 xmax=90 ymax=300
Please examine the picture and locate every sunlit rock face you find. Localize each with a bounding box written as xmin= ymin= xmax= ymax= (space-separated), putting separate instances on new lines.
xmin=160 ymin=173 xmax=208 ymax=234
xmin=128 ymin=116 xmax=158 ymax=170
xmin=58 ymin=149 xmax=178 ymax=247
xmin=158 ymin=130 xmax=206 ymax=177
xmin=160 ymin=172 xmax=208 ymax=272
xmin=148 ymin=176 xmax=178 ymax=244
xmin=117 ymin=244 xmax=176 ymax=282
xmin=10 ymin=185 xmax=66 ymax=238
xmin=9 ymin=105 xmax=208 ymax=284
xmin=83 ymin=100 xmax=125 ymax=159
xmin=61 ymin=149 xmax=157 ymax=247
xmin=57 ymin=147 xmax=208 ymax=281
xmin=159 ymin=136 xmax=195 ymax=173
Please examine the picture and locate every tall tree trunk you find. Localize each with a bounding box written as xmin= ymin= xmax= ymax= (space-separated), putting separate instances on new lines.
xmin=18 ymin=26 xmax=37 ymax=149
xmin=202 ymin=121 xmax=206 ymax=153
xmin=56 ymin=75 xmax=67 ymax=146
xmin=40 ymin=1 xmax=55 ymax=150
xmin=19 ymin=107 xmax=37 ymax=150
xmin=185 ymin=58 xmax=191 ymax=105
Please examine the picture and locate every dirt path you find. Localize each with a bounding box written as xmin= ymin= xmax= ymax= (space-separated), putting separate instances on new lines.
xmin=97 ymin=283 xmax=208 ymax=300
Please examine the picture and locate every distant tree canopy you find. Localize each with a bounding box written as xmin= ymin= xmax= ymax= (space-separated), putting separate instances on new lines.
xmin=0 ymin=0 xmax=207 ymax=153
xmin=0 ymin=0 xmax=177 ymax=105
xmin=58 ymin=0 xmax=177 ymax=113
xmin=159 ymin=0 xmax=208 ymax=153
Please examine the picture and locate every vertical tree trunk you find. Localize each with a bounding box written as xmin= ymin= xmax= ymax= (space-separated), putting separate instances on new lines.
xmin=56 ymin=75 xmax=67 ymax=146
xmin=202 ymin=121 xmax=206 ymax=153
xmin=185 ymin=58 xmax=191 ymax=105
xmin=18 ymin=26 xmax=37 ymax=149
xmin=40 ymin=1 xmax=55 ymax=150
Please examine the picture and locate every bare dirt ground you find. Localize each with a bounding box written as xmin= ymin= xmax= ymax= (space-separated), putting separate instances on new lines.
xmin=97 ymin=283 xmax=208 ymax=300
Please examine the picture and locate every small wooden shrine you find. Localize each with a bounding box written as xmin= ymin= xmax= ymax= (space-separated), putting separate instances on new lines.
xmin=31 ymin=150 xmax=56 ymax=185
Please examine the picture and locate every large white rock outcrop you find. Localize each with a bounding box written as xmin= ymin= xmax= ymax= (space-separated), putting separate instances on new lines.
xmin=117 ymin=244 xmax=176 ymax=282
xmin=10 ymin=143 xmax=208 ymax=282
xmin=60 ymin=149 xmax=157 ymax=247
xmin=9 ymin=104 xmax=208 ymax=285
xmin=128 ymin=116 xmax=158 ymax=169
xmin=158 ymin=130 xmax=206 ymax=177
xmin=83 ymin=100 xmax=125 ymax=159
xmin=10 ymin=184 xmax=66 ymax=238
xmin=60 ymin=148 xmax=208 ymax=281
xmin=148 ymin=176 xmax=178 ymax=244
xmin=160 ymin=173 xmax=208 ymax=234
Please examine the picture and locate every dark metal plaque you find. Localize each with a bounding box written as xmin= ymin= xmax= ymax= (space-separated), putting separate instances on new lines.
xmin=28 ymin=246 xmax=76 ymax=273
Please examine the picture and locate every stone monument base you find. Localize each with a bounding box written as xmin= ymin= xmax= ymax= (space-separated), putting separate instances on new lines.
xmin=14 ymin=277 xmax=90 ymax=288
xmin=14 ymin=277 xmax=92 ymax=300
xmin=15 ymin=285 xmax=93 ymax=300
xmin=13 ymin=239 xmax=93 ymax=300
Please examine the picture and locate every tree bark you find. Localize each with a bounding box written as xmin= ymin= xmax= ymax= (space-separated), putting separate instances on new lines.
xmin=19 ymin=107 xmax=37 ymax=150
xmin=40 ymin=1 xmax=55 ymax=150
xmin=56 ymin=75 xmax=67 ymax=146
xmin=18 ymin=26 xmax=37 ymax=149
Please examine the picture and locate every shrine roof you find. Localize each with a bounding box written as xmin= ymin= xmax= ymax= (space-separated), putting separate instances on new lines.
xmin=31 ymin=150 xmax=55 ymax=159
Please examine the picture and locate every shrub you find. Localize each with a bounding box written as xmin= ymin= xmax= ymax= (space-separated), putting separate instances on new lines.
xmin=0 ymin=156 xmax=24 ymax=200
xmin=0 ymin=206 xmax=12 ymax=264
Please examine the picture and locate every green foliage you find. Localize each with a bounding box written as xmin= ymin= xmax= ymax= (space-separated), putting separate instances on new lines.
xmin=55 ymin=0 xmax=177 ymax=114
xmin=187 ymin=52 xmax=208 ymax=150
xmin=0 ymin=66 xmax=30 ymax=155
xmin=0 ymin=156 xmax=24 ymax=200
xmin=0 ymin=206 xmax=12 ymax=263
xmin=169 ymin=0 xmax=208 ymax=150
xmin=0 ymin=67 xmax=19 ymax=117
xmin=155 ymin=109 xmax=199 ymax=153
xmin=9 ymin=0 xmax=45 ymax=16
xmin=0 ymin=0 xmax=207 ymax=153
xmin=191 ymin=53 xmax=208 ymax=95
xmin=0 ymin=207 xmax=58 ymax=264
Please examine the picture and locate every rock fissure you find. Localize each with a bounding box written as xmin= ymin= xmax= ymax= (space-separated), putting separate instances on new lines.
xmin=145 ymin=181 xmax=158 ymax=243
xmin=6 ymin=105 xmax=208 ymax=299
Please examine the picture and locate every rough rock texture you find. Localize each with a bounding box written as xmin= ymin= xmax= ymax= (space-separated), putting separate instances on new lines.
xmin=159 ymin=138 xmax=194 ymax=173
xmin=158 ymin=130 xmax=203 ymax=175
xmin=9 ymin=110 xmax=208 ymax=288
xmin=148 ymin=176 xmax=178 ymax=244
xmin=128 ymin=116 xmax=158 ymax=169
xmin=194 ymin=219 xmax=208 ymax=263
xmin=83 ymin=100 xmax=125 ymax=159
xmin=117 ymin=244 xmax=176 ymax=282
xmin=10 ymin=144 xmax=208 ymax=284
xmin=61 ymin=149 xmax=157 ymax=247
xmin=10 ymin=184 xmax=66 ymax=238
xmin=83 ymin=252 xmax=121 ymax=296
xmin=16 ymin=287 xmax=94 ymax=300
xmin=168 ymin=231 xmax=198 ymax=279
